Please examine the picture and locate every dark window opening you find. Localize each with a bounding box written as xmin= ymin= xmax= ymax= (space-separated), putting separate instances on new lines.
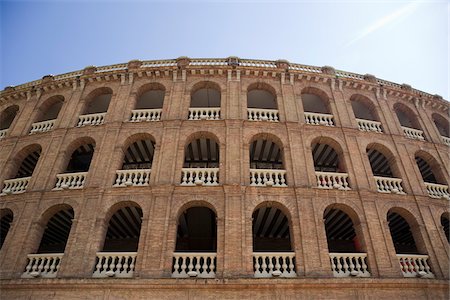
xmin=37 ymin=208 xmax=74 ymax=253
xmin=176 ymin=207 xmax=217 ymax=252
xmin=312 ymin=143 xmax=340 ymax=172
xmin=136 ymin=90 xmax=164 ymax=109
xmin=250 ymin=139 xmax=283 ymax=170
xmin=247 ymin=90 xmax=277 ymax=109
xmin=367 ymin=148 xmax=393 ymax=177
xmin=0 ymin=210 xmax=13 ymax=250
xmin=324 ymin=208 xmax=360 ymax=253
xmin=184 ymin=138 xmax=219 ymax=168
xmin=15 ymin=150 xmax=42 ymax=178
xmin=415 ymin=156 xmax=437 ymax=184
xmin=387 ymin=212 xmax=419 ymax=254
xmin=66 ymin=143 xmax=95 ymax=173
xmin=122 ymin=139 xmax=155 ymax=170
xmin=252 ymin=207 xmax=291 ymax=252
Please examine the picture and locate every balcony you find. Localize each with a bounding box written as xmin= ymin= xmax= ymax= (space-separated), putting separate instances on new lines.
xmin=21 ymin=253 xmax=63 ymax=278
xmin=172 ymin=252 xmax=216 ymax=278
xmin=92 ymin=252 xmax=137 ymax=278
xmin=1 ymin=177 xmax=30 ymax=195
xmin=356 ymin=119 xmax=383 ymax=133
xmin=250 ymin=169 xmax=287 ymax=187
xmin=180 ymin=168 xmax=219 ymax=186
xmin=397 ymin=254 xmax=434 ymax=278
xmin=0 ymin=128 xmax=7 ymax=139
xmin=442 ymin=136 xmax=450 ymax=146
xmin=374 ymin=176 xmax=405 ymax=194
xmin=402 ymin=126 xmax=425 ymax=141
xmin=114 ymin=169 xmax=151 ymax=187
xmin=130 ymin=109 xmax=162 ymax=122
xmin=253 ymin=252 xmax=296 ymax=278
xmin=77 ymin=112 xmax=106 ymax=127
xmin=329 ymin=253 xmax=370 ymax=278
xmin=304 ymin=112 xmax=334 ymax=126
xmin=425 ymin=182 xmax=450 ymax=199
xmin=53 ymin=172 xmax=87 ymax=190
xmin=188 ymin=107 xmax=220 ymax=120
xmin=315 ymin=172 xmax=350 ymax=190
xmin=247 ymin=108 xmax=279 ymax=122
xmin=29 ymin=119 xmax=55 ymax=134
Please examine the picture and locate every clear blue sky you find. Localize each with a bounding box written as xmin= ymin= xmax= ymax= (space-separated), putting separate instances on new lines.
xmin=1 ymin=1 xmax=448 ymax=98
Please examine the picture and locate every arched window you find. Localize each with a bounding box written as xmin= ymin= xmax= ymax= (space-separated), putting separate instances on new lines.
xmin=441 ymin=213 xmax=449 ymax=243
xmin=350 ymin=95 xmax=382 ymax=133
xmin=30 ymin=96 xmax=64 ymax=134
xmin=189 ymin=82 xmax=221 ymax=120
xmin=312 ymin=140 xmax=350 ymax=190
xmin=394 ymin=103 xmax=425 ymax=141
xmin=93 ymin=204 xmax=143 ymax=278
xmin=22 ymin=206 xmax=74 ymax=278
xmin=1 ymin=145 xmax=42 ymax=195
xmin=54 ymin=141 xmax=95 ymax=190
xmin=77 ymin=88 xmax=112 ymax=127
xmin=130 ymin=83 xmax=165 ymax=122
xmin=366 ymin=145 xmax=405 ymax=194
xmin=252 ymin=205 xmax=296 ymax=277
xmin=247 ymin=84 xmax=279 ymax=121
xmin=415 ymin=153 xmax=449 ymax=199
xmin=114 ymin=138 xmax=155 ymax=187
xmin=302 ymin=87 xmax=334 ymax=126
xmin=249 ymin=137 xmax=287 ymax=187
xmin=324 ymin=206 xmax=370 ymax=277
xmin=0 ymin=209 xmax=13 ymax=250
xmin=387 ymin=209 xmax=434 ymax=278
xmin=172 ymin=206 xmax=217 ymax=278
xmin=432 ymin=113 xmax=450 ymax=145
xmin=0 ymin=105 xmax=19 ymax=138
xmin=181 ymin=137 xmax=219 ymax=185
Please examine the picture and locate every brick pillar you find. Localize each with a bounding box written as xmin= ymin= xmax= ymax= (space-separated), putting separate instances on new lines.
xmin=224 ymin=121 xmax=242 ymax=185
xmin=330 ymin=83 xmax=353 ymax=128
xmin=343 ymin=134 xmax=371 ymax=191
xmin=154 ymin=125 xmax=181 ymax=184
xmin=285 ymin=124 xmax=310 ymax=187
xmin=279 ymin=80 xmax=298 ymax=123
xmin=226 ymin=79 xmax=241 ymax=120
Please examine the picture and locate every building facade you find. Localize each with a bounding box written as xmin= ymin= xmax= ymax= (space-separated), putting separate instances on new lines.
xmin=0 ymin=57 xmax=449 ymax=299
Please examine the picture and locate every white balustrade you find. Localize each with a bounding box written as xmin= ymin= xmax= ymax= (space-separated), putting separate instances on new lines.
xmin=374 ymin=176 xmax=406 ymax=194
xmin=425 ymin=182 xmax=450 ymax=199
xmin=0 ymin=128 xmax=8 ymax=139
xmin=402 ymin=126 xmax=425 ymax=141
xmin=114 ymin=169 xmax=151 ymax=187
xmin=77 ymin=112 xmax=106 ymax=127
xmin=92 ymin=252 xmax=137 ymax=278
xmin=188 ymin=107 xmax=220 ymax=120
xmin=315 ymin=172 xmax=351 ymax=190
xmin=1 ymin=177 xmax=31 ymax=195
xmin=442 ymin=136 xmax=450 ymax=146
xmin=253 ymin=252 xmax=296 ymax=278
xmin=53 ymin=172 xmax=87 ymax=190
xmin=356 ymin=119 xmax=383 ymax=133
xmin=304 ymin=112 xmax=335 ymax=126
xmin=247 ymin=108 xmax=279 ymax=122
xmin=30 ymin=119 xmax=55 ymax=134
xmin=172 ymin=252 xmax=216 ymax=278
xmin=250 ymin=169 xmax=287 ymax=187
xmin=22 ymin=253 xmax=64 ymax=278
xmin=130 ymin=109 xmax=162 ymax=122
xmin=397 ymin=254 xmax=434 ymax=278
xmin=180 ymin=168 xmax=219 ymax=186
xmin=329 ymin=253 xmax=370 ymax=278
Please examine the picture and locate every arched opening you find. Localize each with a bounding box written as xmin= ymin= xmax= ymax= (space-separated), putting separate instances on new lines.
xmin=1 ymin=145 xmax=42 ymax=195
xmin=22 ymin=206 xmax=74 ymax=278
xmin=252 ymin=205 xmax=296 ymax=277
xmin=247 ymin=84 xmax=279 ymax=121
xmin=350 ymin=95 xmax=382 ymax=133
xmin=189 ymin=82 xmax=221 ymax=120
xmin=249 ymin=137 xmax=287 ymax=187
xmin=312 ymin=141 xmax=350 ymax=190
xmin=114 ymin=138 xmax=155 ymax=187
xmin=387 ymin=210 xmax=434 ymax=278
xmin=324 ymin=207 xmax=370 ymax=277
xmin=181 ymin=137 xmax=219 ymax=185
xmin=0 ymin=209 xmax=13 ymax=250
xmin=302 ymin=87 xmax=334 ymax=126
xmin=441 ymin=213 xmax=449 ymax=243
xmin=54 ymin=141 xmax=95 ymax=190
xmin=30 ymin=96 xmax=64 ymax=134
xmin=0 ymin=105 xmax=19 ymax=137
xmin=366 ymin=145 xmax=405 ymax=194
xmin=93 ymin=204 xmax=143 ymax=278
xmin=417 ymin=158 xmax=450 ymax=196
xmin=172 ymin=206 xmax=217 ymax=278
xmin=78 ymin=88 xmax=112 ymax=127
xmin=130 ymin=84 xmax=164 ymax=122
xmin=432 ymin=113 xmax=450 ymax=145
xmin=394 ymin=104 xmax=424 ymax=141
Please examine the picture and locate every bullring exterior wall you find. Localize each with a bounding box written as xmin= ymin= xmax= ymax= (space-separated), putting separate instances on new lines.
xmin=0 ymin=57 xmax=448 ymax=299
